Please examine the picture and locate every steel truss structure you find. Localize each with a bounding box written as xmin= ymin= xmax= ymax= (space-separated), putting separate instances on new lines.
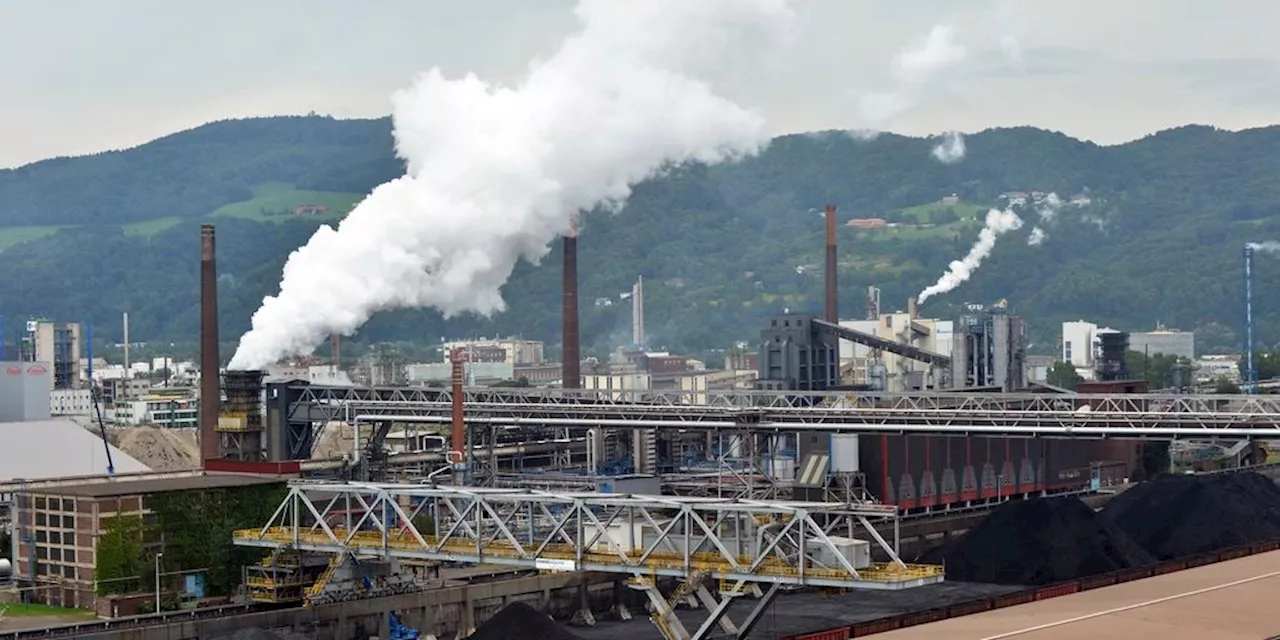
xmin=233 ymin=482 xmax=942 ymax=640
xmin=287 ymin=385 xmax=1280 ymax=445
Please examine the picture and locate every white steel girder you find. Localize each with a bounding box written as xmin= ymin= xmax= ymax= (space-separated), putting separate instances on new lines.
xmin=287 ymin=386 xmax=1280 ymax=451
xmin=232 ymin=482 xmax=942 ymax=592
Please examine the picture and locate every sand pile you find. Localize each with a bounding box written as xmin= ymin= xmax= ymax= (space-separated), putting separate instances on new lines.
xmin=921 ymin=496 xmax=1155 ymax=586
xmin=110 ymin=426 xmax=199 ymax=471
xmin=311 ymin=421 xmax=354 ymax=459
xmin=468 ymin=602 xmax=582 ymax=640
xmin=1103 ymin=472 xmax=1280 ymax=559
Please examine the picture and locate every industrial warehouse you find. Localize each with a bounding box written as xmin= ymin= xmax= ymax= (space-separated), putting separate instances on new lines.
xmin=2 ymin=211 xmax=1280 ymax=640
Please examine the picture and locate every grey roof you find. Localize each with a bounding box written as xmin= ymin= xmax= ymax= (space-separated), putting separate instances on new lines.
xmin=33 ymin=473 xmax=282 ymax=498
xmin=0 ymin=419 xmax=150 ymax=482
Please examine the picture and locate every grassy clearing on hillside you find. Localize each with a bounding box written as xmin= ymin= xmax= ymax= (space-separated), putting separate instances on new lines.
xmin=898 ymin=201 xmax=986 ymax=223
xmin=210 ymin=182 xmax=362 ymax=223
xmin=123 ymin=216 xmax=183 ymax=237
xmin=0 ymin=225 xmax=62 ymax=252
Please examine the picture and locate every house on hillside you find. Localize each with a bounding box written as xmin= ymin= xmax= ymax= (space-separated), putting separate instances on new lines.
xmin=291 ymin=204 xmax=329 ymax=216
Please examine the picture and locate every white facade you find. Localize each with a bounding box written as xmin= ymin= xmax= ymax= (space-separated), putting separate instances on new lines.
xmin=584 ymin=372 xmax=652 ymax=399
xmin=1195 ymin=355 xmax=1239 ymax=383
xmin=405 ymin=361 xmax=514 ymax=384
xmin=113 ymin=396 xmax=198 ymax=427
xmin=1130 ymin=330 xmax=1195 ymax=360
xmin=50 ymin=389 xmax=93 ymax=416
xmin=1061 ymin=320 xmax=1098 ymax=370
xmin=441 ymin=337 xmax=545 ymax=365
xmin=838 ymin=316 xmax=953 ymax=391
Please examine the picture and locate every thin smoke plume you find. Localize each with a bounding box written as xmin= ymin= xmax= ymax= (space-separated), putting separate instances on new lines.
xmin=931 ymin=131 xmax=965 ymax=164
xmin=229 ymin=0 xmax=796 ymax=370
xmin=1026 ymin=192 xmax=1062 ymax=245
xmin=917 ymin=208 xmax=1023 ymax=304
xmin=1248 ymin=241 xmax=1280 ymax=252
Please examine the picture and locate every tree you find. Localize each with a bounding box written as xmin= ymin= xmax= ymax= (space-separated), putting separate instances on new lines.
xmin=1214 ymin=377 xmax=1242 ymax=394
xmin=1045 ymin=361 xmax=1082 ymax=390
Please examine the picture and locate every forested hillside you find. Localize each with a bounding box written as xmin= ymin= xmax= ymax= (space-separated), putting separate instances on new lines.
xmin=2 ymin=115 xmax=1279 ymax=360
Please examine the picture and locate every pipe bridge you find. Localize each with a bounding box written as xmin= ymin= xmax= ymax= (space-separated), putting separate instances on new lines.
xmin=233 ymin=482 xmax=941 ymax=640
xmin=284 ymin=386 xmax=1280 ymax=443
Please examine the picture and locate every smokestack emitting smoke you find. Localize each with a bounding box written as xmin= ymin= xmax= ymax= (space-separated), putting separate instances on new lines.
xmin=824 ymin=204 xmax=838 ymax=323
xmin=228 ymin=0 xmax=794 ymax=370
xmin=917 ymin=208 xmax=1023 ymax=304
xmin=199 ymin=224 xmax=220 ymax=465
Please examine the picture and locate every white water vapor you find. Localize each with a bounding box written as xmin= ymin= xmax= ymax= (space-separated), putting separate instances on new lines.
xmin=917 ymin=208 xmax=1023 ymax=304
xmin=1026 ymin=192 xmax=1063 ymax=245
xmin=229 ymin=0 xmax=796 ymax=370
xmin=1248 ymin=241 xmax=1280 ymax=253
xmin=858 ymin=25 xmax=967 ymax=126
xmin=931 ymin=131 xmax=965 ymax=164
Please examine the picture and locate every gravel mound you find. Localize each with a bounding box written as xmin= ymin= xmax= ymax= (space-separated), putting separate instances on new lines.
xmin=922 ymin=495 xmax=1155 ymax=586
xmin=468 ymin=602 xmax=582 ymax=640
xmin=1103 ymin=472 xmax=1280 ymax=559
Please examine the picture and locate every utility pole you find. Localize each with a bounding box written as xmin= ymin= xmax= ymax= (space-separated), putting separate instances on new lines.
xmin=154 ymin=552 xmax=163 ymax=613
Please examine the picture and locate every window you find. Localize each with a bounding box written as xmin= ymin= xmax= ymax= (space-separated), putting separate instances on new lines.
xmin=50 ymin=531 xmax=60 ymax=544
xmin=62 ymin=566 xmax=75 ymax=579
xmin=64 ymin=549 xmax=75 ymax=563
xmin=62 ymin=499 xmax=74 ymax=512
xmin=35 ymin=497 xmax=46 ymax=510
xmin=64 ymin=532 xmax=75 ymax=546
xmin=35 ymin=513 xmax=45 ymax=527
xmin=36 ymin=548 xmax=46 ymax=560
xmin=62 ymin=515 xmax=73 ymax=528
xmin=35 ymin=530 xmax=46 ymax=543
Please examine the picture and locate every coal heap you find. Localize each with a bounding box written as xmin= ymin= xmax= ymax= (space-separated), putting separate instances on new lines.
xmin=1103 ymin=472 xmax=1280 ymax=560
xmin=923 ymin=496 xmax=1155 ymax=585
xmin=468 ymin=602 xmax=583 ymax=640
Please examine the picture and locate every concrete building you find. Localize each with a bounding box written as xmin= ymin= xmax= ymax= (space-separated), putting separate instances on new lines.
xmin=7 ymin=473 xmax=282 ymax=609
xmin=1196 ymin=355 xmax=1240 ymax=383
xmin=838 ymin=315 xmax=953 ymax=392
xmin=101 ymin=377 xmax=152 ymax=407
xmin=1130 ymin=328 xmax=1195 ymax=360
xmin=0 ymin=361 xmax=53 ymax=421
xmin=1061 ymin=320 xmax=1098 ymax=371
xmin=405 ymin=361 xmax=514 ymax=385
xmin=50 ymin=389 xmax=93 ymax=416
xmin=20 ymin=321 xmax=82 ymax=390
xmin=441 ymin=337 xmax=544 ymax=366
xmin=583 ymin=370 xmax=652 ymax=399
xmin=112 ymin=395 xmax=199 ymax=427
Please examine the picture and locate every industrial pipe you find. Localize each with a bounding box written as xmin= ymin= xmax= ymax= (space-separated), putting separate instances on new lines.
xmin=299 ymin=438 xmax=585 ymax=472
xmin=824 ymin=204 xmax=838 ymax=323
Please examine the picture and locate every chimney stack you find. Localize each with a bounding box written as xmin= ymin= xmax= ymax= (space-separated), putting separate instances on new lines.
xmin=632 ymin=275 xmax=645 ymax=349
xmin=562 ymin=218 xmax=581 ymax=389
xmin=122 ymin=312 xmax=130 ymax=372
xmin=199 ymin=225 xmax=221 ymax=466
xmin=907 ymin=297 xmax=918 ymax=320
xmin=824 ymin=204 xmax=838 ymax=323
xmin=449 ymin=347 xmax=467 ymax=466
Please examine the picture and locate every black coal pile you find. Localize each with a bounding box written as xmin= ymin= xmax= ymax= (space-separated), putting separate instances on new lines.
xmin=468 ymin=602 xmax=583 ymax=640
xmin=1102 ymin=471 xmax=1280 ymax=560
xmin=920 ymin=495 xmax=1155 ymax=586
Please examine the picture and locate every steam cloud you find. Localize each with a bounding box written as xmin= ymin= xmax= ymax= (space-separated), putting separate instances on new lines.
xmin=1248 ymin=241 xmax=1280 ymax=252
xmin=917 ymin=208 xmax=1023 ymax=304
xmin=859 ymin=25 xmax=967 ymax=126
xmin=229 ymin=0 xmax=795 ymax=370
xmin=1026 ymin=192 xmax=1063 ymax=245
xmin=931 ymin=131 xmax=966 ymax=164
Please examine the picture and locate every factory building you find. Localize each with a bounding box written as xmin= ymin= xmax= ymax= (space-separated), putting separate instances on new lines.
xmin=19 ymin=320 xmax=82 ymax=390
xmin=440 ymin=337 xmax=544 ymax=365
xmin=6 ymin=473 xmax=282 ymax=610
xmin=1061 ymin=320 xmax=1098 ymax=373
xmin=0 ymin=361 xmax=53 ymax=421
xmin=1129 ymin=327 xmax=1195 ymax=360
xmin=951 ymin=304 xmax=1026 ymax=392
xmin=839 ymin=314 xmax=954 ymax=392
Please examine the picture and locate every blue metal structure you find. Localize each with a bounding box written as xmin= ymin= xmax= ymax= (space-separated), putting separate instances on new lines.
xmin=1245 ymin=244 xmax=1258 ymax=394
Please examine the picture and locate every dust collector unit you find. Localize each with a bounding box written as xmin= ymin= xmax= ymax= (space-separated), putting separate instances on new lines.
xmin=217 ymin=369 xmax=266 ymax=460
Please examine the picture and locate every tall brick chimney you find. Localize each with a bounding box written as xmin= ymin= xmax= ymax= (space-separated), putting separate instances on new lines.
xmin=199 ymin=225 xmax=221 ymax=465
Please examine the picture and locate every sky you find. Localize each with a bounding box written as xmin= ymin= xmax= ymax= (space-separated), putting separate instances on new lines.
xmin=2 ymin=0 xmax=1279 ymax=169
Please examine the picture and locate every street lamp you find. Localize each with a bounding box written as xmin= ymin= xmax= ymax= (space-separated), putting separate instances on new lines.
xmin=154 ymin=552 xmax=163 ymax=613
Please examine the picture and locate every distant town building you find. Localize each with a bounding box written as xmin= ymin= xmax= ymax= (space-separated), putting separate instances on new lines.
xmin=847 ymin=218 xmax=888 ymax=229
xmin=292 ymin=204 xmax=329 ymax=216
xmin=20 ymin=320 xmax=82 ymax=390
xmin=939 ymin=194 xmax=960 ymax=205
xmin=1129 ymin=327 xmax=1195 ymax=360
xmin=441 ymin=337 xmax=544 ymax=365
xmin=1196 ymin=355 xmax=1240 ymax=383
xmin=1061 ymin=320 xmax=1098 ymax=372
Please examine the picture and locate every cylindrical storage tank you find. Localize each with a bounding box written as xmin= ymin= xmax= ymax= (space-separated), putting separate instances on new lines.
xmin=831 ymin=434 xmax=860 ymax=472
xmin=0 ymin=558 xmax=11 ymax=580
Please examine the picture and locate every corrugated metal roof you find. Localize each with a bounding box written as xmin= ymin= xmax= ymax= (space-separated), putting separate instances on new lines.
xmin=0 ymin=419 xmax=150 ymax=481
xmin=33 ymin=473 xmax=281 ymax=498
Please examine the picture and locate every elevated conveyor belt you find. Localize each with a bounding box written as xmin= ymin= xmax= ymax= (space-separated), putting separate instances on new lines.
xmin=811 ymin=318 xmax=951 ymax=367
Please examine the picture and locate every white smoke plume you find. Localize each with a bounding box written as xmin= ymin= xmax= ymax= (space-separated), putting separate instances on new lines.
xmin=931 ymin=131 xmax=966 ymax=164
xmin=917 ymin=208 xmax=1024 ymax=304
xmin=1026 ymin=192 xmax=1063 ymax=245
xmin=229 ymin=0 xmax=796 ymax=370
xmin=1248 ymin=241 xmax=1280 ymax=252
xmin=854 ymin=25 xmax=967 ymax=135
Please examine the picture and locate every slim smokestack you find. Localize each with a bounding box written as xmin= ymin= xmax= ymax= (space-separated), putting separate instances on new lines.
xmin=907 ymin=297 xmax=918 ymax=320
xmin=330 ymin=332 xmax=340 ymax=367
xmin=199 ymin=225 xmax=221 ymax=465
xmin=632 ymin=275 xmax=645 ymax=348
xmin=824 ymin=204 xmax=838 ymax=323
xmin=122 ymin=312 xmax=130 ymax=372
xmin=562 ymin=227 xmax=581 ymax=389
xmin=449 ymin=347 xmax=466 ymax=466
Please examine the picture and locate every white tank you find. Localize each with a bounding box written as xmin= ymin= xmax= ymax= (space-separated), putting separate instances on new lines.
xmin=0 ymin=558 xmax=12 ymax=580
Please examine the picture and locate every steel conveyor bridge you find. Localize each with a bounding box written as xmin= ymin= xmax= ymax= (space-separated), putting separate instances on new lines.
xmin=233 ymin=482 xmax=941 ymax=640
xmin=283 ymin=385 xmax=1280 ymax=441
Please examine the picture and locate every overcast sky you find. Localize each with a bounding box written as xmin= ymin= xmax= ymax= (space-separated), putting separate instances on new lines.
xmin=2 ymin=0 xmax=1278 ymax=168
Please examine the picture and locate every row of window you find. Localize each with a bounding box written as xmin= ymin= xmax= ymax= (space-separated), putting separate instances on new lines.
xmin=34 ymin=529 xmax=77 ymax=546
xmin=36 ymin=546 xmax=77 ymax=563
xmin=35 ymin=562 xmax=78 ymax=580
xmin=34 ymin=513 xmax=76 ymax=529
xmin=33 ymin=497 xmax=76 ymax=512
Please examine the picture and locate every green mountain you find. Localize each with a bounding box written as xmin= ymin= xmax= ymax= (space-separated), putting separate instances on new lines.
xmin=2 ymin=115 xmax=1279 ymax=361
